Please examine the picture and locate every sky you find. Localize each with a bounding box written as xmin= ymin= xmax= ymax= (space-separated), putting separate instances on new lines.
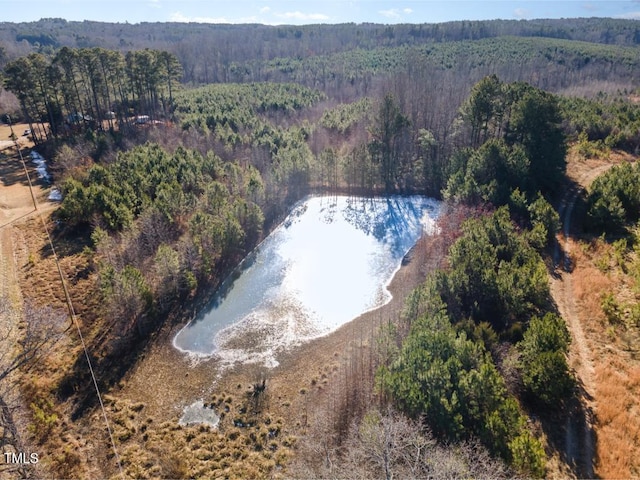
xmin=1 ymin=0 xmax=640 ymax=25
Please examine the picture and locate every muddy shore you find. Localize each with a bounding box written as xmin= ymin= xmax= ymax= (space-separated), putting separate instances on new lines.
xmin=116 ymin=234 xmax=433 ymax=423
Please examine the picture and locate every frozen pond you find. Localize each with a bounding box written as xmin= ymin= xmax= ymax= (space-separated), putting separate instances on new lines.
xmin=173 ymin=195 xmax=440 ymax=366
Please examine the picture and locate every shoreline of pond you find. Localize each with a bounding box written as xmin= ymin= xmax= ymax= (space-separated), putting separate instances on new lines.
xmin=113 ymin=228 xmax=438 ymax=425
xmin=172 ymin=194 xmax=440 ymax=361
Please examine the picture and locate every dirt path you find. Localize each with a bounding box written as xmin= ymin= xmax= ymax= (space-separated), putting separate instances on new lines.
xmin=554 ymin=164 xmax=613 ymax=389
xmin=0 ymin=144 xmax=57 ymax=479
xmin=0 ymin=210 xmax=25 ymax=363
xmin=550 ymin=161 xmax=615 ymax=479
xmin=0 ymin=142 xmax=44 ymax=371
xmin=0 ymin=222 xmax=32 ymax=480
xmin=0 ymin=138 xmax=38 ymax=478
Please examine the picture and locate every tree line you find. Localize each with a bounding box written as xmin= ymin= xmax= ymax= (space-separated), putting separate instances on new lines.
xmin=446 ymin=74 xmax=566 ymax=199
xmin=560 ymin=93 xmax=640 ymax=153
xmin=2 ymin=17 xmax=640 ymax=83
xmin=3 ymin=46 xmax=181 ymax=142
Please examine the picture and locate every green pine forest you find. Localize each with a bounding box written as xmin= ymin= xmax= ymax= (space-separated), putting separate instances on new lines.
xmin=1 ymin=17 xmax=640 ymax=479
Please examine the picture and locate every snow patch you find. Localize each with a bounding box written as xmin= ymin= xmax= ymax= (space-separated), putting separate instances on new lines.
xmin=178 ymin=400 xmax=220 ymax=427
xmin=48 ymin=188 xmax=62 ymax=201
xmin=30 ymin=150 xmax=51 ymax=183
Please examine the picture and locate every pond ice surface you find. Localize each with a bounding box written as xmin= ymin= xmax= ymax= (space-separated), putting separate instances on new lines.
xmin=173 ymin=195 xmax=440 ymax=366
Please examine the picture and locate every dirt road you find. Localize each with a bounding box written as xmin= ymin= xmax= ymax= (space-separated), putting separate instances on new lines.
xmin=0 ymin=142 xmax=57 ymax=479
xmin=551 ymin=158 xmax=617 ymax=479
xmin=0 ymin=141 xmax=44 ymax=358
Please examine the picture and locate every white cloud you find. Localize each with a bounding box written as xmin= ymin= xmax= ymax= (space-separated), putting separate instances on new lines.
xmin=379 ymin=8 xmax=401 ymax=19
xmin=169 ymin=11 xmax=259 ymax=23
xmin=276 ymin=11 xmax=329 ymax=21
xmin=260 ymin=6 xmax=271 ymax=13
xmin=148 ymin=0 xmax=161 ymax=8
xmin=615 ymin=11 xmax=640 ymax=19
xmin=513 ymin=8 xmax=531 ymax=19
xmin=379 ymin=7 xmax=412 ymax=19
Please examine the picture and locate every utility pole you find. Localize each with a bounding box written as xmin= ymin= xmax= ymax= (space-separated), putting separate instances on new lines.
xmin=6 ymin=114 xmax=16 ymax=141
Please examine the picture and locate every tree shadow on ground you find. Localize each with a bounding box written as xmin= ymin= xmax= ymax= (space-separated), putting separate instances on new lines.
xmin=538 ymin=381 xmax=598 ymax=479
xmin=0 ymin=150 xmax=32 ymax=188
xmin=39 ymin=223 xmax=92 ymax=260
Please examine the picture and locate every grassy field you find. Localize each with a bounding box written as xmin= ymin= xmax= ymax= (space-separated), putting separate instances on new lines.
xmin=570 ymin=236 xmax=640 ymax=478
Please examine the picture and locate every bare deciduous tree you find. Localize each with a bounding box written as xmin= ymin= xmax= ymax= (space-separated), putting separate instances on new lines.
xmin=0 ymin=300 xmax=66 ymax=385
xmin=0 ymin=298 xmax=66 ymax=480
xmin=291 ymin=407 xmax=513 ymax=480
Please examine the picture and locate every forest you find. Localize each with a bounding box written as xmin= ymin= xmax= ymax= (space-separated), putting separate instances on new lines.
xmin=1 ymin=16 xmax=640 ymax=480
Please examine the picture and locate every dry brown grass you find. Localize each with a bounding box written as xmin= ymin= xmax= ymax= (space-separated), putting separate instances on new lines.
xmin=570 ymin=237 xmax=640 ymax=479
xmin=8 ymin=212 xmax=113 ymax=479
xmin=564 ymin=145 xmax=634 ymax=185
xmin=571 ymin=239 xmax=615 ymax=324
xmin=16 ymin=216 xmax=98 ymax=321
xmin=101 ymin=391 xmax=293 ymax=479
xmin=594 ymin=361 xmax=638 ymax=479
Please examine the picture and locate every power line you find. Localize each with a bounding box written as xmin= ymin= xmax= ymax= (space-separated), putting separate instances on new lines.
xmin=12 ymin=141 xmax=125 ymax=480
